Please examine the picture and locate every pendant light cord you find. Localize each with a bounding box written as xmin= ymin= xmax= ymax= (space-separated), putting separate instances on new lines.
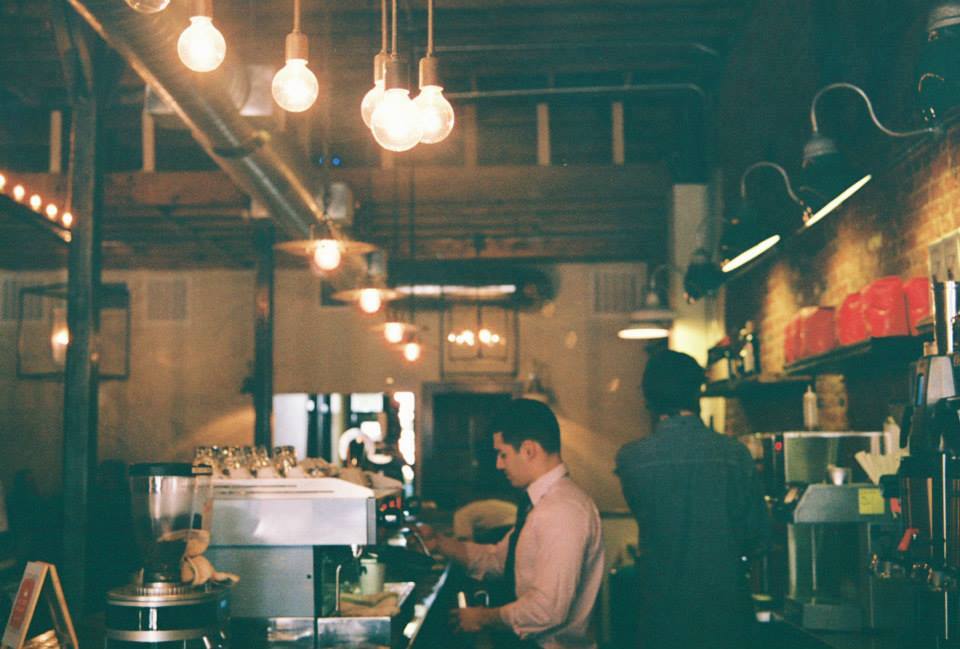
xmin=391 ymin=0 xmax=398 ymax=56
xmin=381 ymin=0 xmax=388 ymax=53
xmin=427 ymin=0 xmax=434 ymax=56
xmin=293 ymin=0 xmax=301 ymax=33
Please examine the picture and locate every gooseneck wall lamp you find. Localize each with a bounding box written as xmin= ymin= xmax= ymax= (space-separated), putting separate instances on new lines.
xmin=801 ymin=82 xmax=938 ymax=229
xmin=721 ymin=161 xmax=807 ymax=274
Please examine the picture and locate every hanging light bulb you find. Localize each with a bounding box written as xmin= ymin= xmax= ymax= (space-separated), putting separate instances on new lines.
xmin=62 ymin=212 xmax=74 ymax=228
xmin=125 ymin=0 xmax=170 ymax=13
xmin=29 ymin=194 xmax=42 ymax=211
xmin=0 ymin=174 xmax=6 ymax=191
xmin=413 ymin=1 xmax=454 ymax=143
xmin=371 ymin=58 xmax=423 ymax=152
xmin=403 ymin=337 xmax=422 ymax=362
xmin=359 ymin=288 xmax=383 ymax=314
xmin=361 ymin=54 xmax=388 ymax=129
xmin=12 ymin=185 xmax=24 ymax=201
xmin=272 ymin=34 xmax=319 ymax=112
xmin=384 ymin=321 xmax=406 ymax=344
xmin=361 ymin=0 xmax=389 ymax=128
xmin=45 ymin=204 xmax=58 ymax=220
xmin=312 ymin=238 xmax=342 ymax=271
xmin=178 ymin=0 xmax=226 ymax=73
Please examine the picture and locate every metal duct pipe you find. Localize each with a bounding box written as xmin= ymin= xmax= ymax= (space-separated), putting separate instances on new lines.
xmin=66 ymin=0 xmax=329 ymax=240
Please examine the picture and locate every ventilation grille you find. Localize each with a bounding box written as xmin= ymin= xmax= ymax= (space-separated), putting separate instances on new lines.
xmin=592 ymin=269 xmax=644 ymax=315
xmin=1 ymin=279 xmax=42 ymax=322
xmin=147 ymin=279 xmax=188 ymax=322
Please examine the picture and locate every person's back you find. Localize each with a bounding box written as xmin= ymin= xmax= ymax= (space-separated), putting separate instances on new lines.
xmin=616 ymin=351 xmax=766 ymax=649
xmin=617 ymin=414 xmax=764 ymax=648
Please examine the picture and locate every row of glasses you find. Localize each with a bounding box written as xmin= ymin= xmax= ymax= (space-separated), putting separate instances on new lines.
xmin=193 ymin=445 xmax=304 ymax=478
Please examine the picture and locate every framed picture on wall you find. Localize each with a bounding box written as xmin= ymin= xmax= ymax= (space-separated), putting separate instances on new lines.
xmin=440 ymin=303 xmax=518 ymax=378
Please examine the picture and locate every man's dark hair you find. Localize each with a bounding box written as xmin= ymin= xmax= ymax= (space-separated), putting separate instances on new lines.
xmin=642 ymin=350 xmax=704 ymax=416
xmin=490 ymin=398 xmax=561 ymax=454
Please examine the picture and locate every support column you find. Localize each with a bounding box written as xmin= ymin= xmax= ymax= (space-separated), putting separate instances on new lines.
xmin=536 ymin=103 xmax=550 ymax=166
xmin=62 ymin=83 xmax=102 ymax=614
xmin=253 ymin=221 xmax=275 ymax=448
xmin=611 ymin=101 xmax=624 ymax=165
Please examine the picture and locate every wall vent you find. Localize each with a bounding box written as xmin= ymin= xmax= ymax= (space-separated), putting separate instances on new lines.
xmin=591 ymin=268 xmax=645 ymax=315
xmin=1 ymin=279 xmax=42 ymax=322
xmin=146 ymin=278 xmax=189 ymax=322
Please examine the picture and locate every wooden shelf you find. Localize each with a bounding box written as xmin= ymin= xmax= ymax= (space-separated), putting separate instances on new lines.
xmin=702 ymin=373 xmax=812 ymax=398
xmin=783 ymin=336 xmax=926 ymax=376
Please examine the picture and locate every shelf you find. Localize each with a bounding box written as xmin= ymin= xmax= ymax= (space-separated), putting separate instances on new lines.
xmin=783 ymin=336 xmax=926 ymax=376
xmin=702 ymin=373 xmax=812 ymax=398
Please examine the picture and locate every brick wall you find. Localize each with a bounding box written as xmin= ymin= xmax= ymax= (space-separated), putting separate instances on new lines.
xmin=723 ymin=128 xmax=960 ymax=434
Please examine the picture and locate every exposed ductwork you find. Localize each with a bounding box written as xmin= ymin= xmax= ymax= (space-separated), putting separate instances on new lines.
xmin=65 ymin=0 xmax=331 ymax=241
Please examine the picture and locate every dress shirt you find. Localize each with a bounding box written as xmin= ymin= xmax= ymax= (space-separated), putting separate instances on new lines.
xmin=464 ymin=463 xmax=605 ymax=649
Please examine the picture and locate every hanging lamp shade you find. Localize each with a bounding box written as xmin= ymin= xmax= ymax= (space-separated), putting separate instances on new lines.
xmin=797 ymin=132 xmax=872 ymax=229
xmin=719 ymin=199 xmax=782 ymax=274
xmin=617 ymin=268 xmax=675 ymax=340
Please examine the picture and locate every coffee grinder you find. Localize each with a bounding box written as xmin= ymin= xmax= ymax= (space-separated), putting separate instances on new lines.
xmin=104 ymin=463 xmax=230 ymax=649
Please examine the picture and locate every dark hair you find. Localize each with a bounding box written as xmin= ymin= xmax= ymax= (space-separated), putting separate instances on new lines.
xmin=490 ymin=398 xmax=561 ymax=454
xmin=642 ymin=350 xmax=704 ymax=416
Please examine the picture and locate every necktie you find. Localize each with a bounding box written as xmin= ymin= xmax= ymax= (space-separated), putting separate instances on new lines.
xmin=504 ymin=491 xmax=533 ymax=600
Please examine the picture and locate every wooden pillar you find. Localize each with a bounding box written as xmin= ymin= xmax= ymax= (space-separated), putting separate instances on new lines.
xmin=612 ymin=101 xmax=625 ymax=165
xmin=536 ymin=102 xmax=550 ymax=166
xmin=141 ymin=111 xmax=156 ymax=172
xmin=49 ymin=110 xmax=63 ymax=173
xmin=253 ymin=221 xmax=275 ymax=448
xmin=62 ymin=77 xmax=102 ymax=614
xmin=463 ymin=104 xmax=478 ymax=168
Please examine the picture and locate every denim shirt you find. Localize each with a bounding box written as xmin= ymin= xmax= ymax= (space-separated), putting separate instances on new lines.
xmin=615 ymin=414 xmax=768 ymax=646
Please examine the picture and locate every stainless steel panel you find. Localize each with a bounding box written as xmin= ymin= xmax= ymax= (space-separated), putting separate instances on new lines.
xmin=212 ymin=496 xmax=372 ymax=546
xmin=793 ymin=485 xmax=890 ymax=523
xmin=206 ymin=546 xmax=315 ymax=618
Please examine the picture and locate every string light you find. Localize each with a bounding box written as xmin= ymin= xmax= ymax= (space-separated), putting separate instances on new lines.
xmin=45 ymin=204 xmax=58 ymax=220
xmin=62 ymin=212 xmax=74 ymax=228
xmin=0 ymin=174 xmax=6 ymax=191
xmin=12 ymin=185 xmax=25 ymax=201
xmin=29 ymin=194 xmax=42 ymax=211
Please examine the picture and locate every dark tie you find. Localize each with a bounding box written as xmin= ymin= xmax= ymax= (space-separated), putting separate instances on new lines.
xmin=504 ymin=491 xmax=533 ymax=600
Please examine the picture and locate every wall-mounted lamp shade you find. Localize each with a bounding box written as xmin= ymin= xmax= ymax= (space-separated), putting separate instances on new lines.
xmin=719 ymin=199 xmax=782 ymax=273
xmin=919 ymin=4 xmax=960 ymax=122
xmin=798 ymin=132 xmax=872 ymax=229
xmin=683 ymin=248 xmax=724 ymax=302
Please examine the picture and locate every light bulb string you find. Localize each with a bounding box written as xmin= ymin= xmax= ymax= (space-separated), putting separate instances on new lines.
xmin=293 ymin=0 xmax=301 ymax=33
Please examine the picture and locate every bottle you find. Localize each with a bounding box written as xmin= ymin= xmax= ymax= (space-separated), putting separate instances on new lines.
xmin=803 ymin=385 xmax=819 ymax=431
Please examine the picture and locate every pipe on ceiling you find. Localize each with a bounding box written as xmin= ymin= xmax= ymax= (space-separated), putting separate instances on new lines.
xmin=446 ymin=82 xmax=708 ymax=101
xmin=65 ymin=0 xmax=329 ymax=241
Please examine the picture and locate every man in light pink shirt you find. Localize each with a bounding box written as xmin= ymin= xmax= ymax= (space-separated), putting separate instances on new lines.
xmin=420 ymin=399 xmax=605 ymax=649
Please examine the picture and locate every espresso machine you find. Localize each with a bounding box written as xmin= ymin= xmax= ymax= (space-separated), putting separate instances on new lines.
xmin=891 ymin=280 xmax=960 ymax=647
xmin=104 ymin=463 xmax=231 ymax=649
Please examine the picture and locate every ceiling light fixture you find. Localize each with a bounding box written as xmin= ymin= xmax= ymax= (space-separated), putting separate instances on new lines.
xmin=617 ymin=265 xmax=675 ymax=340
xmin=370 ymin=0 xmax=423 ymax=151
xmin=414 ymin=0 xmax=454 ymax=144
xmin=800 ymin=82 xmax=937 ymax=228
xmin=275 ymin=229 xmax=376 ymax=275
xmin=272 ymin=0 xmax=320 ymax=113
xmin=720 ymin=161 xmax=805 ymax=274
xmin=361 ymin=0 xmax=389 ymax=128
xmin=125 ymin=0 xmax=170 ymax=13
xmin=402 ymin=334 xmax=422 ymax=362
xmin=178 ymin=0 xmax=226 ymax=73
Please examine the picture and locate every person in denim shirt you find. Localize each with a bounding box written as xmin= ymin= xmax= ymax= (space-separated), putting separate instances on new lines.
xmin=616 ymin=350 xmax=768 ymax=649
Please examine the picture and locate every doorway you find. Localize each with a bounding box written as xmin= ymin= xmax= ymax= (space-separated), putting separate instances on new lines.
xmin=421 ymin=382 xmax=521 ymax=510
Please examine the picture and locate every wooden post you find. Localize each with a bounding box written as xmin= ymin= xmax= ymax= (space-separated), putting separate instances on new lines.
xmin=141 ymin=111 xmax=156 ymax=172
xmin=49 ymin=110 xmax=63 ymax=173
xmin=253 ymin=221 xmax=275 ymax=448
xmin=463 ymin=104 xmax=478 ymax=168
xmin=536 ymin=103 xmax=550 ymax=166
xmin=612 ymin=101 xmax=625 ymax=165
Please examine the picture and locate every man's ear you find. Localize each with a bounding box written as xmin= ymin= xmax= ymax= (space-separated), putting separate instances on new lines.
xmin=520 ymin=439 xmax=541 ymax=460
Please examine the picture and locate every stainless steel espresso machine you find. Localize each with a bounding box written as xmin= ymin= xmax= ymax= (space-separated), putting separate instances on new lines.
xmin=888 ymin=280 xmax=960 ymax=648
xmin=104 ymin=463 xmax=231 ymax=649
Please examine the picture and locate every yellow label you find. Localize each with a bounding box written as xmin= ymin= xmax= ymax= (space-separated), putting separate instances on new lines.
xmin=858 ymin=488 xmax=885 ymax=515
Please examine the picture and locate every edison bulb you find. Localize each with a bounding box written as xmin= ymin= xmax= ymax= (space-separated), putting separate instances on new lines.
xmin=415 ymin=86 xmax=454 ymax=143
xmin=45 ymin=204 xmax=58 ymax=220
xmin=12 ymin=185 xmax=24 ymax=201
xmin=62 ymin=212 xmax=74 ymax=228
xmin=312 ymin=239 xmax=341 ymax=271
xmin=384 ymin=322 xmax=405 ymax=344
xmin=361 ymin=80 xmax=385 ymax=128
xmin=272 ymin=59 xmax=319 ymax=113
xmin=403 ymin=341 xmax=421 ymax=362
xmin=125 ymin=0 xmax=170 ymax=13
xmin=370 ymin=89 xmax=423 ymax=152
xmin=178 ymin=16 xmax=226 ymax=72
xmin=359 ymin=288 xmax=382 ymax=314
xmin=29 ymin=194 xmax=42 ymax=211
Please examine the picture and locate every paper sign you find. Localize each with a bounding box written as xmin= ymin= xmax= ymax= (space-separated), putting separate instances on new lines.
xmin=1 ymin=562 xmax=77 ymax=649
xmin=858 ymin=488 xmax=886 ymax=516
